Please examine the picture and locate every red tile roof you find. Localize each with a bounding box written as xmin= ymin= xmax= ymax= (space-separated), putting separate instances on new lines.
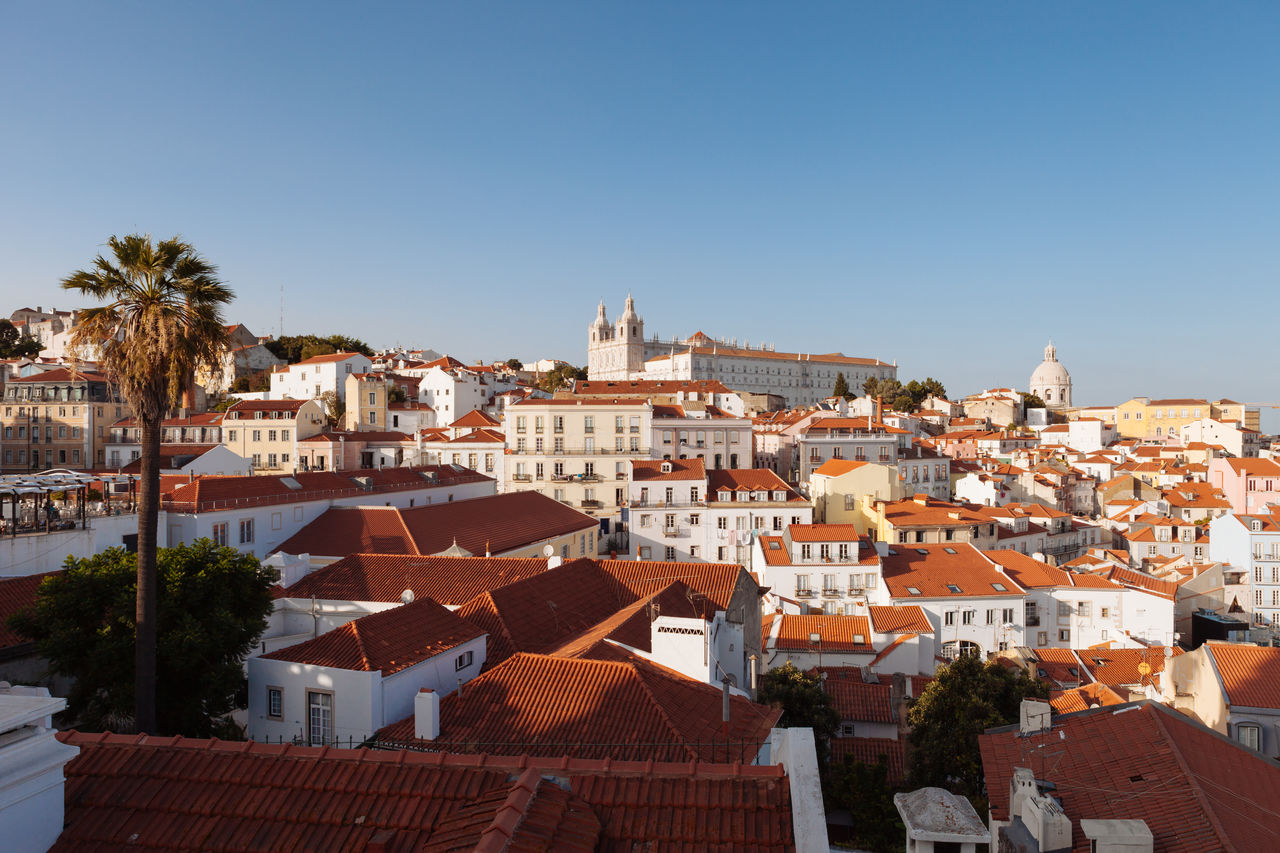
xmin=631 ymin=458 xmax=707 ymax=481
xmin=597 ymin=559 xmax=744 ymax=611
xmin=825 ymin=679 xmax=894 ymax=723
xmin=1205 ymin=642 xmax=1280 ymax=709
xmin=867 ymin=605 xmax=934 ymax=634
xmin=164 ymin=466 xmax=488 ymax=512
xmin=1049 ymin=682 xmax=1126 ymax=714
xmin=456 ymin=560 xmax=637 ymax=665
xmin=281 ymin=554 xmax=548 ymax=605
xmin=758 ymin=535 xmax=791 ymax=566
xmin=706 ymin=469 xmax=804 ymax=501
xmin=572 ymin=379 xmax=734 ymax=395
xmin=768 ymin=614 xmax=873 ymax=653
xmin=374 ymin=651 xmax=781 ymax=763
xmin=983 ymin=551 xmax=1122 ymax=591
xmin=1103 ymin=566 xmax=1179 ymax=600
xmin=1076 ymin=646 xmax=1182 ymax=687
xmin=9 ymin=367 xmax=109 ymax=383
xmin=0 ymin=571 xmax=57 ymax=649
xmin=811 ymin=459 xmax=870 ymax=477
xmin=259 ymin=598 xmax=483 ymax=675
xmin=786 ymin=523 xmax=863 ymax=542
xmin=881 ymin=544 xmax=1024 ymax=599
xmin=274 ymin=491 xmax=596 ymax=558
xmin=550 ymin=581 xmax=712 ymax=659
xmin=54 ymin=732 xmax=794 ymax=852
xmin=830 ymin=737 xmax=906 ymax=785
xmin=448 ymin=409 xmax=501 ymax=429
xmin=980 ymin=701 xmax=1280 ymax=852
xmin=292 ymin=351 xmax=368 ymax=365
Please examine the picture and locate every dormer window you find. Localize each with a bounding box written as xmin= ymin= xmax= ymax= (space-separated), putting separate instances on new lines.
xmin=718 ymin=490 xmax=731 ymax=502
xmin=1252 ymin=519 xmax=1263 ymax=532
xmin=660 ymin=461 xmax=672 ymax=473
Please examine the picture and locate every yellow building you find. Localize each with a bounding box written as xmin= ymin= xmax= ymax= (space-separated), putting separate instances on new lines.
xmin=1115 ymin=397 xmax=1257 ymax=440
xmin=1 ymin=367 xmax=129 ymax=472
xmin=808 ymin=459 xmax=902 ymax=524
xmin=222 ymin=398 xmax=326 ymax=474
xmin=860 ymin=494 xmax=999 ymax=548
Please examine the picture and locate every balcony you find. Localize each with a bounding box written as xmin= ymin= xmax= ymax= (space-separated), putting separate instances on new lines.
xmin=822 ymin=588 xmax=842 ymax=598
xmin=662 ymin=526 xmax=686 ymax=538
xmin=630 ymin=499 xmax=706 ymax=509
xmin=511 ymin=474 xmax=532 ymax=482
xmin=581 ymin=499 xmax=603 ymax=509
xmin=510 ymin=446 xmax=650 ymax=457
xmin=795 ymin=589 xmax=815 ymax=598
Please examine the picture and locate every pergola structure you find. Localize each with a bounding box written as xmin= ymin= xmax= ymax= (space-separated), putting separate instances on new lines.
xmin=0 ymin=469 xmax=138 ymax=537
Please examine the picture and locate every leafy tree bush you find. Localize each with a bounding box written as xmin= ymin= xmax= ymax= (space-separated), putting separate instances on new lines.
xmin=825 ymin=755 xmax=904 ymax=853
xmin=758 ymin=663 xmax=840 ymax=764
xmin=906 ymin=654 xmax=1048 ymax=810
xmin=266 ymin=334 xmax=374 ymax=363
xmin=833 ymin=372 xmax=851 ymax=400
xmin=9 ymin=541 xmax=275 ymax=737
xmin=0 ymin=319 xmax=44 ymax=358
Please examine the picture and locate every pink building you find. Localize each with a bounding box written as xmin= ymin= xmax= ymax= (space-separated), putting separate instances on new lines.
xmin=1209 ymin=457 xmax=1280 ymax=514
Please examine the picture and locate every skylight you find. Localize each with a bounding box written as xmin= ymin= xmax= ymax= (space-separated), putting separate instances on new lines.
xmin=915 ymin=548 xmax=928 ymax=555
xmin=907 ymin=586 xmax=921 ymax=595
xmin=992 ymin=583 xmax=1007 ymax=592
xmin=946 ymin=583 xmax=962 ymax=594
xmin=944 ymin=547 xmax=957 ymax=554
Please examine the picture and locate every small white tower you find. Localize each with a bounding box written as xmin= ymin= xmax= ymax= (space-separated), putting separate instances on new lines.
xmin=1029 ymin=341 xmax=1072 ymax=409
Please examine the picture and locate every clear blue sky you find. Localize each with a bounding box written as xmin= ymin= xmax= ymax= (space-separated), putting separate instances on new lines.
xmin=3 ymin=2 xmax=1278 ymax=424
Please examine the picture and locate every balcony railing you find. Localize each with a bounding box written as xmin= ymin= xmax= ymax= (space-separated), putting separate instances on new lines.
xmin=508 ymin=446 xmax=650 ymax=457
xmin=630 ymin=499 xmax=706 ymax=509
xmin=581 ymin=499 xmax=603 ymax=509
xmin=511 ymin=474 xmax=532 ymax=482
xmin=794 ymin=589 xmax=815 ymax=598
xmin=662 ymin=526 xmax=686 ymax=538
xmin=822 ymin=587 xmax=842 ymax=597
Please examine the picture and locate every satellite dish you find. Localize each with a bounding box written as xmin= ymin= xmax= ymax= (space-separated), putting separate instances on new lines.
xmin=400 ymin=589 xmax=414 ymax=604
xmin=542 ymin=544 xmax=555 ymax=557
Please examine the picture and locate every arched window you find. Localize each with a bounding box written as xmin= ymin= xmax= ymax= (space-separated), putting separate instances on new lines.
xmin=1044 ymin=389 xmax=1053 ymax=402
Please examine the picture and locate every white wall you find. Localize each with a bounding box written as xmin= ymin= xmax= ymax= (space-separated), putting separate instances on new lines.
xmin=246 ymin=657 xmax=378 ymax=744
xmin=379 ymin=634 xmax=486 ymax=729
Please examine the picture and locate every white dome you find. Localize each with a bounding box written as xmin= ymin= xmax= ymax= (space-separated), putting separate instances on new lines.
xmin=1029 ymin=341 xmax=1072 ymax=407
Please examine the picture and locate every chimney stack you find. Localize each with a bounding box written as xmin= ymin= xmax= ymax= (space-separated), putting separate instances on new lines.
xmin=414 ymin=689 xmax=439 ymax=740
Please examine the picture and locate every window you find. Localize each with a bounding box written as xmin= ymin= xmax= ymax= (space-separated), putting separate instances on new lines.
xmin=962 ymin=610 xmax=975 ymax=625
xmin=1058 ymin=629 xmax=1070 ymax=642
xmin=717 ymin=517 xmax=728 ymax=530
xmin=801 ymin=544 xmax=812 ymax=560
xmin=455 ymin=650 xmax=474 ymax=670
xmin=584 ymin=415 xmax=594 ymax=433
xmin=252 ymin=430 xmax=262 ymax=442
xmin=1002 ymin=608 xmax=1014 ymax=624
xmin=266 ymin=687 xmax=283 ymax=719
xmin=211 ymin=522 xmax=228 ymax=546
xmin=690 ymin=514 xmax=701 ymax=526
xmin=271 ymin=512 xmax=282 ymax=531
xmin=1100 ymin=607 xmax=1110 ymax=619
xmin=944 ymin=611 xmax=955 ymax=626
xmin=823 ymin=573 xmax=836 ymax=593
xmin=664 ymin=546 xmax=676 ymax=560
xmin=1078 ymin=602 xmax=1091 ymax=618
xmin=307 ymin=691 xmax=333 ymax=746
xmin=986 ymin=609 xmax=996 ymax=625
xmin=1058 ymin=601 xmax=1072 ymax=618
xmin=1237 ymin=723 xmax=1261 ymax=751
xmin=238 ymin=519 xmax=254 ymax=544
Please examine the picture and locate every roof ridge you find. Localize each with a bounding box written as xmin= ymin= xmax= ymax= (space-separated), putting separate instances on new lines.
xmin=349 ymin=619 xmax=374 ymax=672
xmin=392 ymin=506 xmax=422 ymax=556
xmin=1147 ymin=705 xmax=1237 ymax=851
xmin=625 ymin=658 xmax=702 ymax=761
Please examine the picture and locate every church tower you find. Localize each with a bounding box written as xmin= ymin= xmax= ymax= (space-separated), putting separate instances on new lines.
xmin=616 ymin=293 xmax=645 ymax=375
xmin=587 ymin=295 xmax=646 ymax=380
xmin=1029 ymin=341 xmax=1072 ymax=409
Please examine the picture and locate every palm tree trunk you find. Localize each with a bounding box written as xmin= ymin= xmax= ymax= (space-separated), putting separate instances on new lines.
xmin=134 ymin=414 xmax=162 ymax=734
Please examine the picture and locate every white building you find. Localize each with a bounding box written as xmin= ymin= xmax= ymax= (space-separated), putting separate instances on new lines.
xmin=1028 ymin=341 xmax=1072 ymax=409
xmin=586 ymin=295 xmax=896 ymax=407
xmin=1179 ymin=417 xmax=1263 ymax=458
xmin=270 ymin=351 xmax=373 ymax=404
xmin=246 ymin=598 xmax=487 ymax=746
xmin=1209 ymin=509 xmax=1280 ymax=638
xmin=751 ymin=523 xmax=880 ymax=616
xmin=629 ymin=462 xmax=812 ymax=564
xmin=985 ymin=551 xmax=1126 ymax=649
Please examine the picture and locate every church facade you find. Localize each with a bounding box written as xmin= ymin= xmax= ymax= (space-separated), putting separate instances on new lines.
xmin=587 ymin=295 xmax=897 ymax=408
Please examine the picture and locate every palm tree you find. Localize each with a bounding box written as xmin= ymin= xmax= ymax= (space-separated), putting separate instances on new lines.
xmin=62 ymin=234 xmax=232 ymax=734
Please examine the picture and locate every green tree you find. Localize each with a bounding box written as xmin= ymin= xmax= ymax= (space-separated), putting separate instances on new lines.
xmin=62 ymin=234 xmax=231 ymax=734
xmin=504 ymin=357 xmax=523 ymax=370
xmin=1020 ymin=391 xmax=1046 ymax=409
xmin=758 ymin=663 xmax=840 ymax=765
xmin=211 ymin=396 xmax=242 ymax=413
xmin=906 ymin=654 xmax=1048 ymax=809
xmin=319 ymin=390 xmax=345 ymax=427
xmin=0 ymin=319 xmax=45 ymax=358
xmin=265 ymin=334 xmax=374 ymax=364
xmin=832 ymin=372 xmax=851 ymax=400
xmin=299 ymin=341 xmax=336 ymax=361
xmin=9 ymin=541 xmax=275 ymax=737
xmin=538 ymin=363 xmax=588 ymax=392
xmin=387 ymin=383 xmax=407 ymax=404
xmin=825 ymin=755 xmax=903 ymax=853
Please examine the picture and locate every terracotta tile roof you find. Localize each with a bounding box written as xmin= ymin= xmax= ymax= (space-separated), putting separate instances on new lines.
xmin=825 ymin=679 xmax=894 ymax=723
xmin=879 ymin=496 xmax=990 ymax=528
xmin=550 ymin=581 xmax=712 ymax=659
xmin=512 ymin=397 xmax=649 ymax=407
xmin=572 ymin=379 xmax=734 ymax=395
xmin=1103 ymin=566 xmax=1179 ymax=600
xmin=983 ymin=551 xmax=1122 ymax=591
xmin=112 ymin=412 xmax=224 ymax=428
xmin=631 ymin=458 xmax=706 ymax=481
xmin=259 ymin=598 xmax=483 ymax=675
xmin=275 ymin=491 xmax=596 ymax=559
xmin=758 ymin=535 xmax=791 ymax=566
xmin=374 ymin=651 xmax=781 ymax=763
xmin=768 ymin=614 xmax=873 ymax=653
xmin=9 ymin=367 xmax=110 ymax=383
xmin=54 ymin=732 xmax=794 ymax=852
xmin=881 ymin=544 xmax=1024 ymax=599
xmin=830 ymin=737 xmax=906 ymax=785
xmin=1076 ymin=646 xmax=1182 ymax=687
xmin=455 ymin=560 xmax=637 ymax=665
xmin=0 ymin=571 xmax=57 ymax=649
xmin=1222 ymin=457 xmax=1280 ymax=476
xmin=786 ymin=523 xmax=863 ymax=542
xmin=226 ymin=399 xmax=309 ymax=417
xmin=448 ymin=409 xmax=501 ymax=429
xmin=867 ymin=605 xmax=934 ymax=634
xmin=981 ymin=701 xmax=1280 ymax=852
xmin=163 ymin=467 xmax=489 ymax=513
xmin=443 ymin=427 xmax=504 ymax=444
xmin=706 ymin=469 xmax=804 ymax=501
xmin=299 ymin=430 xmax=414 ymax=443
xmin=648 ymin=344 xmax=890 ymax=367
xmin=281 ymin=554 xmax=548 ymax=605
xmin=1205 ymin=643 xmax=1280 ymax=709
xmin=597 ymin=559 xmax=743 ymax=611
xmin=814 ymin=458 xmax=875 ymax=479
xmin=1049 ymin=682 xmax=1127 ymax=714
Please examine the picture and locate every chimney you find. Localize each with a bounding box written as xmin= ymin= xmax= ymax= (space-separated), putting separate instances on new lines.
xmin=1009 ymin=766 xmax=1037 ymax=818
xmin=1080 ymin=819 xmax=1154 ymax=853
xmin=1019 ymin=698 xmax=1052 ymax=735
xmin=547 ymin=554 xmax=562 ymax=570
xmin=414 ymin=689 xmax=439 ymax=740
